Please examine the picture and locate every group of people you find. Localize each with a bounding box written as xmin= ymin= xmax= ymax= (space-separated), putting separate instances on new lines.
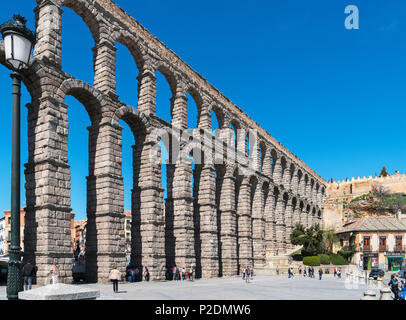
xmin=125 ymin=266 xmax=149 ymax=283
xmin=166 ymin=266 xmax=194 ymax=281
xmin=333 ymin=267 xmax=342 ymax=278
xmin=282 ymin=265 xmax=342 ymax=280
xmin=21 ymin=261 xmax=58 ymax=290
xmin=241 ymin=267 xmax=253 ymax=282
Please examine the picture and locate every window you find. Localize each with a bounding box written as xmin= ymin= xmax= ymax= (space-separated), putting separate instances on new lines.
xmin=379 ymin=236 xmax=386 ymax=251
xmin=363 ymin=236 xmax=370 ymax=249
xmin=396 ymin=236 xmax=402 ymax=249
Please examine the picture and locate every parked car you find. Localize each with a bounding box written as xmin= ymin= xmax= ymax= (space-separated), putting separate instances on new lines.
xmin=369 ymin=268 xmax=385 ymax=280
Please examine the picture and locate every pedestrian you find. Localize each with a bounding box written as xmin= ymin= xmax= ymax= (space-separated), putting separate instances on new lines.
xmin=22 ymin=261 xmax=35 ymax=291
xmin=135 ymin=267 xmax=140 ymax=281
xmin=338 ymin=268 xmax=342 ymax=279
xmin=318 ymin=268 xmax=323 ymax=280
xmin=144 ymin=266 xmax=150 ymax=282
xmin=303 ymin=268 xmax=307 ymax=277
xmin=242 ymin=267 xmax=246 ymax=280
xmin=176 ymin=266 xmax=180 ymax=281
xmin=334 ymin=267 xmax=337 ymax=278
xmin=298 ymin=265 xmax=302 ymax=275
xmin=173 ymin=266 xmax=177 ymax=281
xmin=276 ymin=266 xmax=279 ymax=276
xmin=288 ymin=268 xmax=291 ymax=279
xmin=312 ymin=267 xmax=315 ymax=278
xmin=291 ymin=267 xmax=294 ymax=278
xmin=181 ymin=267 xmax=186 ymax=280
xmin=308 ymin=266 xmax=311 ymax=278
xmin=389 ymin=274 xmax=400 ymax=300
xmin=49 ymin=264 xmax=58 ymax=284
xmin=189 ymin=266 xmax=194 ymax=281
xmin=128 ymin=266 xmax=135 ymax=282
xmin=108 ymin=264 xmax=121 ymax=293
xmin=246 ymin=267 xmax=251 ymax=283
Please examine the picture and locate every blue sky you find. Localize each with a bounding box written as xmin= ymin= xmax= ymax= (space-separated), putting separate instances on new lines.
xmin=0 ymin=0 xmax=405 ymax=220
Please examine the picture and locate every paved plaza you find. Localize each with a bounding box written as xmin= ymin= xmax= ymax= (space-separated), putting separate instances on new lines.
xmin=0 ymin=273 xmax=390 ymax=300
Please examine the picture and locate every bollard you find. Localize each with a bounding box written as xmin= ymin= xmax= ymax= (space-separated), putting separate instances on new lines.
xmin=380 ymin=287 xmax=392 ymax=300
xmin=360 ymin=290 xmax=377 ymax=300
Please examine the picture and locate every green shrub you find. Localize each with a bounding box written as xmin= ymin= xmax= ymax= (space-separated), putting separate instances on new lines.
xmin=303 ymin=256 xmax=320 ymax=266
xmin=329 ymin=254 xmax=349 ymax=265
xmin=318 ymin=254 xmax=331 ymax=265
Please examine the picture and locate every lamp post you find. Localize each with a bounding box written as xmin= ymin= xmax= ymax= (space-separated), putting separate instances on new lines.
xmin=0 ymin=14 xmax=35 ymax=300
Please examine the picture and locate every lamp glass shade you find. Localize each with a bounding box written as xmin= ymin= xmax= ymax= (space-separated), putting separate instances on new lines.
xmin=4 ymin=31 xmax=33 ymax=70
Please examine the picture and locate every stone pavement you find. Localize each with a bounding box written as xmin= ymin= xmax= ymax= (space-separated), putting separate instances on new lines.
xmin=0 ymin=273 xmax=390 ymax=300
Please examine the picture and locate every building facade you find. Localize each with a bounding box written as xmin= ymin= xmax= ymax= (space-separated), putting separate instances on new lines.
xmin=336 ymin=216 xmax=406 ymax=271
xmin=0 ymin=217 xmax=5 ymax=256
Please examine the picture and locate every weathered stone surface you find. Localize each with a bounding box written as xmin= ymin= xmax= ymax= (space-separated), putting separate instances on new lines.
xmin=5 ymin=0 xmax=328 ymax=284
xmin=18 ymin=283 xmax=100 ymax=300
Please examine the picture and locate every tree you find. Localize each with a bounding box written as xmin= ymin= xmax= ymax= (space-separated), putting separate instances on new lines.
xmin=372 ymin=184 xmax=389 ymax=200
xmin=380 ymin=166 xmax=389 ymax=177
xmin=290 ymin=223 xmax=324 ymax=256
xmin=322 ymin=229 xmax=339 ymax=253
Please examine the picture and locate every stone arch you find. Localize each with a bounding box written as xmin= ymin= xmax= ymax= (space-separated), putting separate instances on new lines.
xmin=185 ymin=85 xmax=205 ymax=129
xmin=229 ymin=119 xmax=241 ymax=151
xmin=154 ymin=62 xmax=178 ymax=96
xmin=154 ymin=62 xmax=179 ymax=121
xmin=258 ymin=140 xmax=267 ymax=173
xmin=112 ymin=29 xmax=147 ymax=72
xmin=289 ymin=162 xmax=295 ymax=184
xmin=210 ymin=104 xmax=226 ymax=131
xmin=60 ymin=0 xmax=102 ymax=43
xmin=111 ymin=105 xmax=150 ymax=129
xmin=56 ymin=78 xmax=104 ymax=123
xmin=270 ymin=148 xmax=278 ymax=177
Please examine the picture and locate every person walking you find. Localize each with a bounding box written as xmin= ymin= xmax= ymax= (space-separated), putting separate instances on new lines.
xmin=172 ymin=266 xmax=177 ymax=281
xmin=176 ymin=266 xmax=181 ymax=281
xmin=246 ymin=267 xmax=251 ymax=283
xmin=49 ymin=264 xmax=59 ymax=284
xmin=291 ymin=267 xmax=295 ymax=278
xmin=318 ymin=268 xmax=323 ymax=280
xmin=311 ymin=267 xmax=315 ymax=278
xmin=288 ymin=268 xmax=291 ymax=279
xmin=389 ymin=274 xmax=400 ymax=300
xmin=338 ymin=268 xmax=342 ymax=279
xmin=334 ymin=267 xmax=337 ymax=278
xmin=144 ymin=266 xmax=150 ymax=282
xmin=276 ymin=266 xmax=279 ymax=276
xmin=308 ymin=266 xmax=311 ymax=278
xmin=242 ymin=267 xmax=246 ymax=280
xmin=182 ymin=267 xmax=186 ymax=280
xmin=22 ymin=261 xmax=35 ymax=291
xmin=189 ymin=266 xmax=194 ymax=281
xmin=109 ymin=264 xmax=121 ymax=293
xmin=303 ymin=268 xmax=307 ymax=277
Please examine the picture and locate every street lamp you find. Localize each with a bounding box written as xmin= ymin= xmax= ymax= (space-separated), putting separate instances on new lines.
xmin=0 ymin=14 xmax=35 ymax=300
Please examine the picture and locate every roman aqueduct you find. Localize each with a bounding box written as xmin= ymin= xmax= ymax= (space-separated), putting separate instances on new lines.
xmin=0 ymin=0 xmax=327 ymax=283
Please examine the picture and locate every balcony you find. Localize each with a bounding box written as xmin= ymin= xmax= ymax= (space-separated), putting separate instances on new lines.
xmin=379 ymin=245 xmax=388 ymax=252
xmin=393 ymin=245 xmax=406 ymax=253
xmin=360 ymin=246 xmax=371 ymax=252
